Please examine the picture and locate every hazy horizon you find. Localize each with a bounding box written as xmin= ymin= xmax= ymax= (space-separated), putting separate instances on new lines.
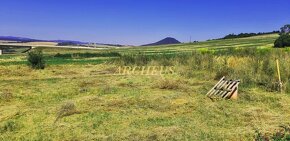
xmin=1 ymin=0 xmax=289 ymax=45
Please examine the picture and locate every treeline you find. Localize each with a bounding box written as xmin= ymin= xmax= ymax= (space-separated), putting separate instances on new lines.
xmin=222 ymin=31 xmax=280 ymax=39
xmin=57 ymin=42 xmax=79 ymax=46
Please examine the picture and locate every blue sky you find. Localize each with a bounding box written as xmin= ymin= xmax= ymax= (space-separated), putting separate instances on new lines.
xmin=0 ymin=0 xmax=289 ymax=45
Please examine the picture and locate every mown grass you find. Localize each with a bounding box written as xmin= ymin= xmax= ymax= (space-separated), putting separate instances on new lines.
xmin=0 ymin=52 xmax=118 ymax=66
xmin=0 ymin=34 xmax=290 ymax=140
xmin=0 ymin=58 xmax=107 ymax=66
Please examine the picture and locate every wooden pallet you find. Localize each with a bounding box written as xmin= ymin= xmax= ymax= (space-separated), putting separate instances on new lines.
xmin=206 ymin=76 xmax=240 ymax=99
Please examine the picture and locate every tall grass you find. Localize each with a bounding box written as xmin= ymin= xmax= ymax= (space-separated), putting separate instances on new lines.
xmin=114 ymin=48 xmax=290 ymax=93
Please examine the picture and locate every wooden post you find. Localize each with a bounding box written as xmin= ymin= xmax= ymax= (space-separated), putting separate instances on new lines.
xmin=276 ymin=59 xmax=283 ymax=93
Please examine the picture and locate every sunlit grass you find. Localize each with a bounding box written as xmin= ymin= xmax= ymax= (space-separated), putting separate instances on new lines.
xmin=0 ymin=34 xmax=289 ymax=140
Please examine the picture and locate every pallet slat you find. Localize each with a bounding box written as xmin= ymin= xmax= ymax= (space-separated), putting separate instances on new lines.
xmin=210 ymin=80 xmax=228 ymax=96
xmin=206 ymin=76 xmax=225 ymax=97
xmin=206 ymin=77 xmax=240 ymax=99
xmin=221 ymin=81 xmax=238 ymax=98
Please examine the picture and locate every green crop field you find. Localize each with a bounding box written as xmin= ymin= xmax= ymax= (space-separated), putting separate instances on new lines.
xmin=1 ymin=34 xmax=290 ymax=140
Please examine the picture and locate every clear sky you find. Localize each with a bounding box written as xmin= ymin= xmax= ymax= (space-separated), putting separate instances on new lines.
xmin=0 ymin=0 xmax=289 ymax=45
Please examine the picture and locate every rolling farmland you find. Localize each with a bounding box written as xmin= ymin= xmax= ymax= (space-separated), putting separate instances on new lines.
xmin=0 ymin=34 xmax=290 ymax=140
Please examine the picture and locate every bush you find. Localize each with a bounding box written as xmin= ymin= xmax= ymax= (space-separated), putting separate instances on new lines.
xmin=274 ymin=34 xmax=290 ymax=48
xmin=27 ymin=50 xmax=46 ymax=69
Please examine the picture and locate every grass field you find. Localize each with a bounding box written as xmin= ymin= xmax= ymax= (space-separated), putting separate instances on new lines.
xmin=1 ymin=34 xmax=290 ymax=140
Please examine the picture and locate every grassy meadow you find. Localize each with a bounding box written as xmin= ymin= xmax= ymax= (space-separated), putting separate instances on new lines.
xmin=0 ymin=34 xmax=290 ymax=140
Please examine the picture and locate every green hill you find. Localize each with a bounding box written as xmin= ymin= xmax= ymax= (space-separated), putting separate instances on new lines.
xmin=115 ymin=34 xmax=279 ymax=54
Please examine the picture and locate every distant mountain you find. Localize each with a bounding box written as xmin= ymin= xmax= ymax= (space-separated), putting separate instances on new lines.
xmin=142 ymin=37 xmax=181 ymax=46
xmin=0 ymin=36 xmax=87 ymax=44
xmin=50 ymin=40 xmax=87 ymax=44
xmin=0 ymin=36 xmax=130 ymax=47
xmin=0 ymin=36 xmax=42 ymax=42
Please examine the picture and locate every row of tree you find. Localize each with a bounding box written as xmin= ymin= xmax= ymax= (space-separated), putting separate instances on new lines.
xmin=222 ymin=31 xmax=280 ymax=39
xmin=220 ymin=24 xmax=290 ymax=48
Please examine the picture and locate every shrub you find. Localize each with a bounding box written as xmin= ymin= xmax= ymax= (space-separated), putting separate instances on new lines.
xmin=27 ymin=50 xmax=46 ymax=69
xmin=274 ymin=34 xmax=290 ymax=48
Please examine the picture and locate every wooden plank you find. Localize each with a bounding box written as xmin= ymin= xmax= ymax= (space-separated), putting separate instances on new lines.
xmin=221 ymin=81 xmax=238 ymax=98
xmin=217 ymin=83 xmax=232 ymax=97
xmin=223 ymin=82 xmax=240 ymax=99
xmin=223 ymin=87 xmax=237 ymax=99
xmin=210 ymin=80 xmax=228 ymax=97
xmin=206 ymin=76 xmax=225 ymax=96
xmin=220 ymin=81 xmax=236 ymax=96
xmin=208 ymin=78 xmax=225 ymax=96
xmin=206 ymin=77 xmax=240 ymax=99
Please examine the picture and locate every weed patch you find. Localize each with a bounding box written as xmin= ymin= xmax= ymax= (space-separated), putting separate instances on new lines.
xmin=55 ymin=102 xmax=81 ymax=123
xmin=0 ymin=120 xmax=20 ymax=133
xmin=0 ymin=90 xmax=13 ymax=102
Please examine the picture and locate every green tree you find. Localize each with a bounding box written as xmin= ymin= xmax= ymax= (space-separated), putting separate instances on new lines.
xmin=274 ymin=33 xmax=290 ymax=48
xmin=27 ymin=49 xmax=46 ymax=69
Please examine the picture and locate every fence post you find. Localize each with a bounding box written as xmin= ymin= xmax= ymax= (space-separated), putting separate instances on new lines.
xmin=276 ymin=59 xmax=283 ymax=93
